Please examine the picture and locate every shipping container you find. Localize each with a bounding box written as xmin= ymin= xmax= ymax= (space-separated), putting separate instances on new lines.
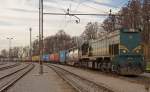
xmin=49 ymin=53 xmax=59 ymax=63
xmin=49 ymin=54 xmax=54 ymax=62
xmin=59 ymin=51 xmax=67 ymax=63
xmin=32 ymin=56 xmax=39 ymax=62
xmin=42 ymin=54 xmax=49 ymax=62
xmin=66 ymin=48 xmax=79 ymax=65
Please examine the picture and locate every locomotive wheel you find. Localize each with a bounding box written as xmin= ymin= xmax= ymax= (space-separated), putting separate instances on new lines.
xmin=101 ymin=63 xmax=106 ymax=72
xmin=105 ymin=63 xmax=110 ymax=72
xmin=108 ymin=63 xmax=112 ymax=72
xmin=116 ymin=65 xmax=121 ymax=74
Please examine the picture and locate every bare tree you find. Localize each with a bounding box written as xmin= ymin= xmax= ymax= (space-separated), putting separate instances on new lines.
xmin=128 ymin=0 xmax=142 ymax=29
xmin=102 ymin=18 xmax=115 ymax=32
xmin=43 ymin=29 xmax=74 ymax=54
xmin=17 ymin=47 xmax=24 ymax=59
xmin=32 ymin=40 xmax=39 ymax=56
xmin=142 ymin=0 xmax=150 ymax=60
xmin=1 ymin=49 xmax=8 ymax=58
xmin=102 ymin=0 xmax=142 ymax=31
xmin=11 ymin=47 xmax=20 ymax=58
xmin=82 ymin=22 xmax=99 ymax=40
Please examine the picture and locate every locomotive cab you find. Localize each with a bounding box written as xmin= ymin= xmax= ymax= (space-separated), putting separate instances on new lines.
xmin=114 ymin=28 xmax=145 ymax=75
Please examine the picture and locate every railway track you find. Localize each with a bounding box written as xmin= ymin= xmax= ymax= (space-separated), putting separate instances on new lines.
xmin=0 ymin=63 xmax=21 ymax=71
xmin=89 ymin=69 xmax=150 ymax=85
xmin=46 ymin=64 xmax=115 ymax=92
xmin=0 ymin=63 xmax=6 ymax=65
xmin=64 ymin=64 xmax=150 ymax=86
xmin=0 ymin=63 xmax=34 ymax=92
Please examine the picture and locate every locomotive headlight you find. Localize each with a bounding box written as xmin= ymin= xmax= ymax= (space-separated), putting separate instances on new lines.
xmin=133 ymin=45 xmax=142 ymax=54
xmin=135 ymin=49 xmax=140 ymax=53
xmin=119 ymin=45 xmax=129 ymax=54
xmin=122 ymin=50 xmax=127 ymax=53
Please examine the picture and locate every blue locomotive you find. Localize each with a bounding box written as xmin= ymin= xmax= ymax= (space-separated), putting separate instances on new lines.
xmin=78 ymin=28 xmax=145 ymax=75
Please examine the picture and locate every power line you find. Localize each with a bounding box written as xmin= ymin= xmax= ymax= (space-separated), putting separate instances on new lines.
xmin=73 ymin=0 xmax=87 ymax=12
xmin=70 ymin=0 xmax=112 ymax=13
xmin=84 ymin=0 xmax=117 ymax=8
xmin=43 ymin=9 xmax=117 ymax=24
xmin=44 ymin=12 xmax=113 ymax=16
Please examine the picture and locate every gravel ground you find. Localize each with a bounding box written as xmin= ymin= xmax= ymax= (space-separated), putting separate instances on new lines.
xmin=142 ymin=73 xmax=150 ymax=78
xmin=0 ymin=62 xmax=7 ymax=65
xmin=54 ymin=64 xmax=150 ymax=92
xmin=7 ymin=63 xmax=76 ymax=92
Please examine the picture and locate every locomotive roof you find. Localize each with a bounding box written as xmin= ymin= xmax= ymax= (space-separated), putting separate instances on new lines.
xmin=90 ymin=30 xmax=120 ymax=43
xmin=68 ymin=47 xmax=78 ymax=52
xmin=90 ymin=28 xmax=140 ymax=43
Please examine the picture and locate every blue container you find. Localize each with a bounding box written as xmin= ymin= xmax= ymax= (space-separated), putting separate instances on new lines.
xmin=43 ymin=54 xmax=49 ymax=62
xmin=59 ymin=51 xmax=66 ymax=63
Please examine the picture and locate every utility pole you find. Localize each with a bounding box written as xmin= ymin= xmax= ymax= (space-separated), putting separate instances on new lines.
xmin=29 ymin=28 xmax=32 ymax=61
xmin=39 ymin=0 xmax=43 ymax=74
xmin=7 ymin=37 xmax=13 ymax=62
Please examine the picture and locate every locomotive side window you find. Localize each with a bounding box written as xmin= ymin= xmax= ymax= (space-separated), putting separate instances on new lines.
xmin=81 ymin=43 xmax=89 ymax=55
xmin=114 ymin=44 xmax=119 ymax=55
xmin=109 ymin=34 xmax=119 ymax=56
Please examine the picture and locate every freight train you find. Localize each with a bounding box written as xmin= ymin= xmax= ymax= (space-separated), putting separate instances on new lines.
xmin=32 ymin=51 xmax=66 ymax=63
xmin=32 ymin=28 xmax=145 ymax=75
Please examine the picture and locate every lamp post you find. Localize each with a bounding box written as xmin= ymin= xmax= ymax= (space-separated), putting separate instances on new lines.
xmin=7 ymin=37 xmax=13 ymax=62
xmin=29 ymin=28 xmax=32 ymax=61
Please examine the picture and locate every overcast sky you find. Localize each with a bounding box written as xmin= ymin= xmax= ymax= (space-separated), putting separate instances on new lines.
xmin=0 ymin=0 xmax=128 ymax=50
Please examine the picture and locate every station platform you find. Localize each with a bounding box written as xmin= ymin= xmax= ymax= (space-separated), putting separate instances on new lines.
xmin=7 ymin=63 xmax=76 ymax=92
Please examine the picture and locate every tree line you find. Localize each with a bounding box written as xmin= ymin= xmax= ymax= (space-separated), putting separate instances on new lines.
xmin=32 ymin=30 xmax=79 ymax=56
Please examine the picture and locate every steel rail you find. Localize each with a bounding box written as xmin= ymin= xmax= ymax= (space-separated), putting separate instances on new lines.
xmin=46 ymin=64 xmax=115 ymax=92
xmin=0 ymin=63 xmax=7 ymax=65
xmin=57 ymin=64 xmax=150 ymax=87
xmin=0 ymin=63 xmax=21 ymax=71
xmin=0 ymin=64 xmax=30 ymax=80
xmin=0 ymin=64 xmax=34 ymax=92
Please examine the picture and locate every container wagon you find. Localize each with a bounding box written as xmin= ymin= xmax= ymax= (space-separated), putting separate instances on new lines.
xmin=32 ymin=56 xmax=39 ymax=62
xmin=42 ymin=54 xmax=49 ymax=62
xmin=59 ymin=51 xmax=67 ymax=64
xmin=67 ymin=48 xmax=80 ymax=66
xmin=49 ymin=53 xmax=59 ymax=63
